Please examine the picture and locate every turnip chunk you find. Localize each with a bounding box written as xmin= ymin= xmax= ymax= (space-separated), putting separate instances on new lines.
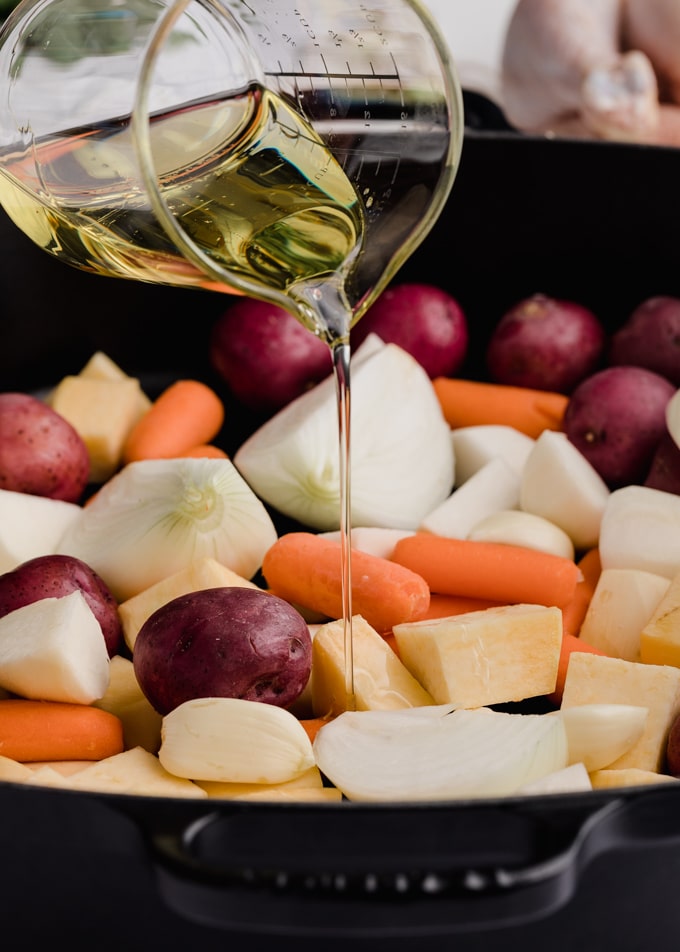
xmin=0 ymin=591 xmax=110 ymax=704
xmin=520 ymin=430 xmax=610 ymax=550
xmin=419 ymin=457 xmax=521 ymax=538
xmin=0 ymin=489 xmax=81 ymax=573
xmin=313 ymin=706 xmax=568 ymax=802
xmin=579 ymin=568 xmax=671 ymax=662
xmin=599 ymin=485 xmax=680 ymax=579
xmin=450 ymin=425 xmax=535 ymax=485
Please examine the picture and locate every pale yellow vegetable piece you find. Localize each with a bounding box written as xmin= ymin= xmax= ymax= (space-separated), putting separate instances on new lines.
xmin=194 ymin=766 xmax=342 ymax=801
xmin=61 ymin=746 xmax=207 ymax=797
xmin=561 ymin=653 xmax=680 ymax=772
xmin=78 ymin=350 xmax=152 ymax=415
xmin=119 ymin=556 xmax=260 ymax=651
xmin=93 ymin=655 xmax=162 ymax=753
xmin=0 ymin=755 xmax=34 ymax=783
xmin=27 ymin=761 xmax=93 ymax=777
xmin=589 ymin=769 xmax=679 ymax=790
xmin=231 ymin=787 xmax=343 ymax=802
xmin=579 ymin=568 xmax=670 ymax=662
xmin=311 ymin=614 xmax=433 ymax=717
xmin=640 ymin=569 xmax=680 ymax=666
xmin=50 ymin=375 xmax=148 ymax=483
xmin=195 ymin=765 xmax=324 ymax=798
xmin=393 ymin=604 xmax=562 ymax=708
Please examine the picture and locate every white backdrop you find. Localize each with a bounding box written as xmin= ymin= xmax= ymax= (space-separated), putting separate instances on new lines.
xmin=422 ymin=0 xmax=518 ymax=101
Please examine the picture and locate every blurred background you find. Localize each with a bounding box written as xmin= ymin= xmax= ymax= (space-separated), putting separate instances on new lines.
xmin=423 ymin=0 xmax=517 ymax=103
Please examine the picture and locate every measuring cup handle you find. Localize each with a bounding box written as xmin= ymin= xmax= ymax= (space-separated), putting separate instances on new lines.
xmin=142 ymin=789 xmax=680 ymax=936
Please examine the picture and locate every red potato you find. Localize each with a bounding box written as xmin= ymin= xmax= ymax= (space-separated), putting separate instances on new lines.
xmin=563 ymin=365 xmax=677 ymax=487
xmin=666 ymin=710 xmax=680 ymax=776
xmin=608 ymin=296 xmax=680 ymax=386
xmin=0 ymin=554 xmax=123 ymax=656
xmin=0 ymin=392 xmax=90 ymax=502
xmin=133 ymin=586 xmax=312 ymax=715
xmin=645 ymin=431 xmax=680 ymax=495
xmin=350 ymin=282 xmax=468 ymax=378
xmin=485 ymin=293 xmax=606 ymax=393
xmin=209 ymin=299 xmax=332 ymax=412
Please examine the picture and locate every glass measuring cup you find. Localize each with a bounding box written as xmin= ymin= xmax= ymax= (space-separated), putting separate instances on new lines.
xmin=0 ymin=0 xmax=463 ymax=703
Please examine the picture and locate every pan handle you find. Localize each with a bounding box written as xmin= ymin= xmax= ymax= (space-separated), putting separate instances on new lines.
xmin=141 ymin=785 xmax=680 ymax=937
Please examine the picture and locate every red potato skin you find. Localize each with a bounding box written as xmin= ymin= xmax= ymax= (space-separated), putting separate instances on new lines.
xmin=0 ymin=554 xmax=123 ymax=656
xmin=0 ymin=392 xmax=90 ymax=502
xmin=350 ymin=282 xmax=469 ymax=378
xmin=563 ymin=365 xmax=677 ymax=488
xmin=645 ymin=431 xmax=680 ymax=495
xmin=667 ymin=711 xmax=680 ymax=776
xmin=485 ymin=293 xmax=606 ymax=393
xmin=608 ymin=296 xmax=680 ymax=386
xmin=209 ymin=299 xmax=332 ymax=412
xmin=133 ymin=587 xmax=313 ymax=716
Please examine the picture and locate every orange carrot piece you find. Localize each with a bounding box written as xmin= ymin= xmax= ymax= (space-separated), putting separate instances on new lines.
xmin=0 ymin=699 xmax=125 ymax=762
xmin=391 ymin=533 xmax=580 ymax=609
xmin=432 ymin=377 xmax=568 ymax=438
xmin=298 ymin=716 xmax=332 ymax=744
xmin=419 ymin=592 xmax=505 ymax=620
xmin=122 ymin=379 xmax=225 ymax=463
xmin=262 ymin=532 xmax=430 ymax=633
xmin=177 ymin=443 xmax=229 ymax=459
xmin=547 ymin=633 xmax=607 ymax=706
xmin=561 ymin=548 xmax=602 ymax=639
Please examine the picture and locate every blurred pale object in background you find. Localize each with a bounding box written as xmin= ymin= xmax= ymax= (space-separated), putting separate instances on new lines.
xmin=500 ymin=0 xmax=680 ymax=144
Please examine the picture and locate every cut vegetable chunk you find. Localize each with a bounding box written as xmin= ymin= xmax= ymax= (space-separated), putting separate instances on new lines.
xmin=561 ymin=653 xmax=680 ymax=772
xmin=313 ymin=706 xmax=568 ymax=801
xmin=311 ymin=614 xmax=433 ymax=716
xmin=393 ymin=604 xmax=562 ymax=708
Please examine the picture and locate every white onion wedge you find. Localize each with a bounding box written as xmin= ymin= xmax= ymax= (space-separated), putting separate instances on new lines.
xmin=558 ymin=703 xmax=648 ymax=772
xmin=234 ymin=339 xmax=454 ymax=531
xmin=517 ymin=762 xmax=592 ymax=796
xmin=599 ymin=485 xmax=680 ymax=578
xmin=56 ymin=458 xmax=278 ymax=601
xmin=313 ymin=706 xmax=568 ymax=802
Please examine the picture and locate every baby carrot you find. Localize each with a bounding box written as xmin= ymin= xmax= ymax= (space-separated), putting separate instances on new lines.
xmin=0 ymin=699 xmax=125 ymax=762
xmin=419 ymin=592 xmax=505 ymax=620
xmin=262 ymin=532 xmax=430 ymax=633
xmin=298 ymin=716 xmax=332 ymax=744
xmin=547 ymin=633 xmax=606 ymax=706
xmin=122 ymin=379 xmax=225 ymax=463
xmin=561 ymin=548 xmax=602 ymax=638
xmin=391 ymin=533 xmax=580 ymax=609
xmin=432 ymin=377 xmax=568 ymax=438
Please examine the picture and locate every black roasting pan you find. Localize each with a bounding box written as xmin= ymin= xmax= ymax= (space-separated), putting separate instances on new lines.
xmin=2 ymin=111 xmax=680 ymax=950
